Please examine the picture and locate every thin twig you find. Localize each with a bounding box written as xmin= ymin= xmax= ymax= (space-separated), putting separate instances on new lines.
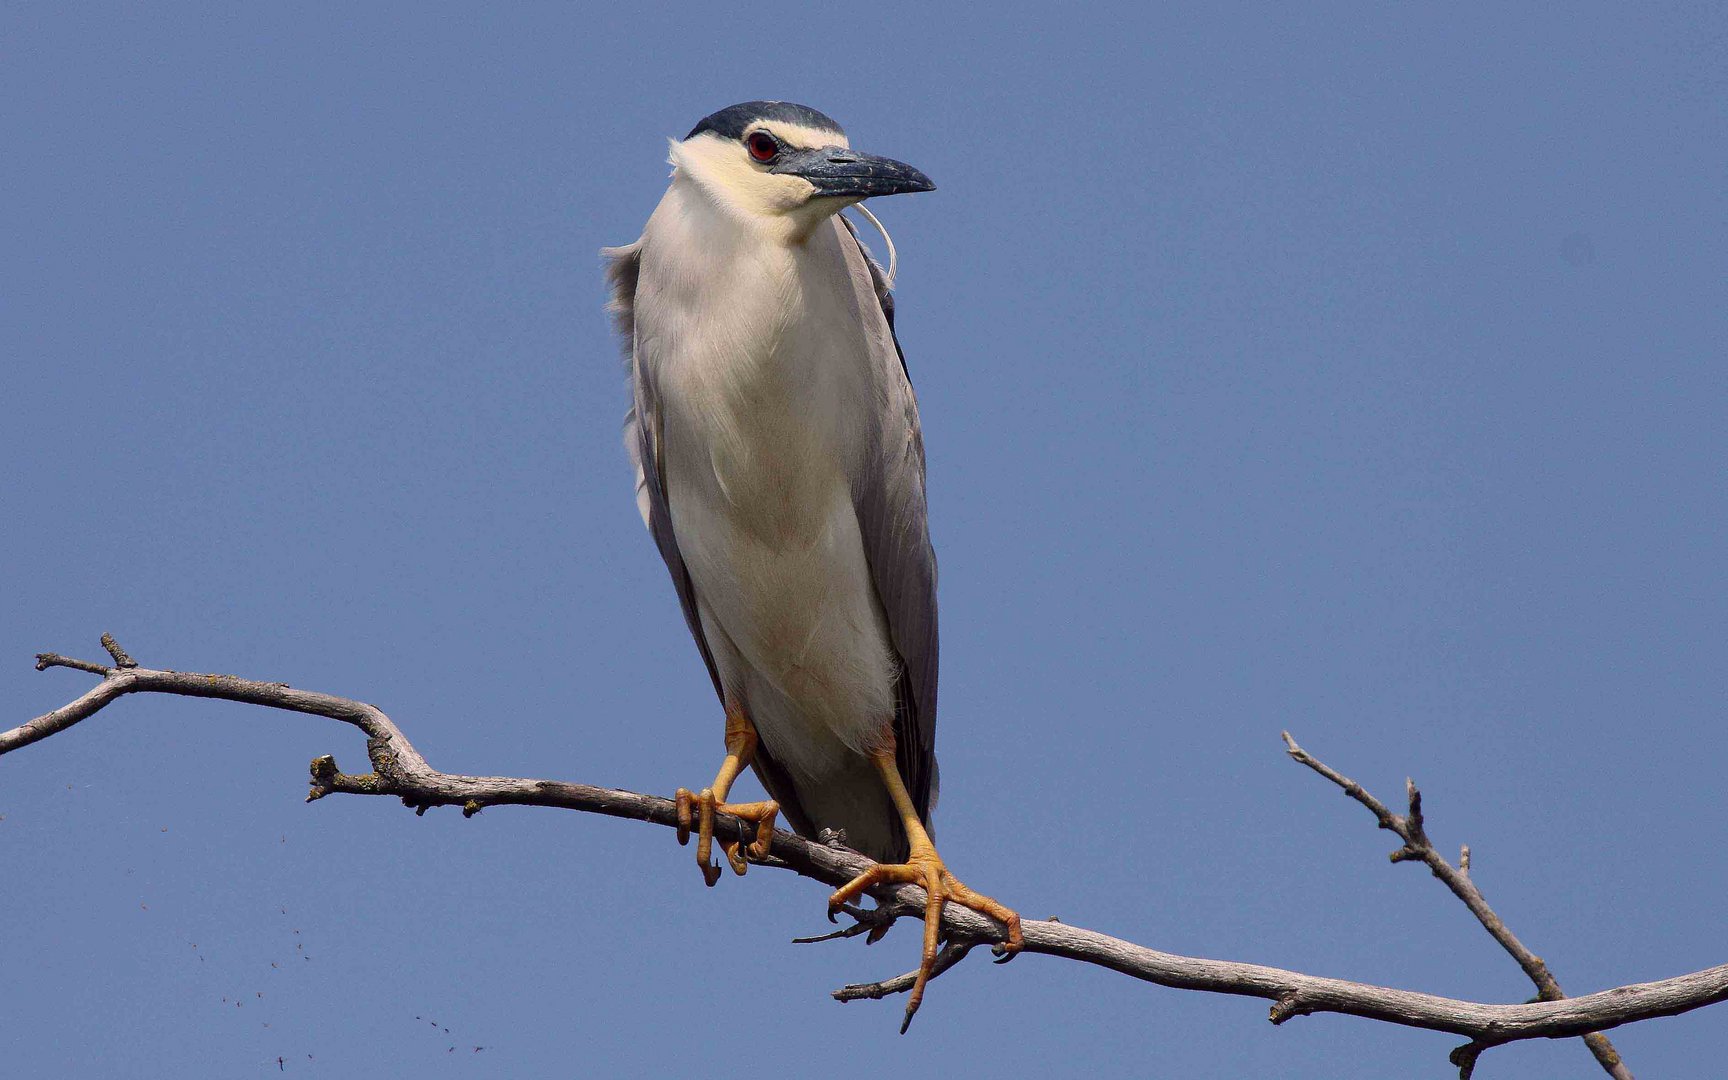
xmin=833 ymin=941 xmax=975 ymax=1002
xmin=1283 ymin=731 xmax=1634 ymax=1079
xmin=792 ymin=902 xmax=904 ymax=944
xmin=99 ymin=633 xmax=138 ymax=669
xmin=8 ymin=641 xmax=1727 ymax=1056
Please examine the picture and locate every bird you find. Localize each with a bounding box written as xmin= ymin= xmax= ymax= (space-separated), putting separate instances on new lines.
xmin=604 ymin=101 xmax=1021 ymax=1025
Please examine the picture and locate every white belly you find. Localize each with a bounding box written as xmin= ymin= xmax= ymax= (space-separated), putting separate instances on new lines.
xmin=675 ymin=469 xmax=895 ymax=775
xmin=648 ymin=224 xmax=898 ymax=778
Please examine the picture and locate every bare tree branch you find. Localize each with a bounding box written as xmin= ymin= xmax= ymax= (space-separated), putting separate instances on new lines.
xmin=9 ymin=640 xmax=1728 ymax=1065
xmin=1283 ymin=731 xmax=1633 ymax=1079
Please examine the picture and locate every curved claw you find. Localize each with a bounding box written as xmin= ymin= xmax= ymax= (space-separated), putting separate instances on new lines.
xmin=722 ymin=841 xmax=749 ymax=877
xmin=899 ymin=1002 xmax=920 ymax=1035
xmin=673 ymin=783 xmax=778 ymax=886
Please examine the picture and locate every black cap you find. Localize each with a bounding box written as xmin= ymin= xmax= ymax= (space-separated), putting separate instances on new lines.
xmin=686 ymin=101 xmax=845 ymax=141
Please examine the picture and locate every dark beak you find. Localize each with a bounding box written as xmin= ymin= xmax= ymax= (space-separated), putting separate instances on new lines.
xmin=771 ymin=146 xmax=935 ymax=198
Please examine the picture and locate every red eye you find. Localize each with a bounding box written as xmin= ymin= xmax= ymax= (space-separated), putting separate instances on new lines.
xmin=746 ymin=132 xmax=779 ymax=163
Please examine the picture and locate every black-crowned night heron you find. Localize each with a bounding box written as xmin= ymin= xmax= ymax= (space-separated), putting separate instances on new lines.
xmin=604 ymin=101 xmax=1021 ymax=1024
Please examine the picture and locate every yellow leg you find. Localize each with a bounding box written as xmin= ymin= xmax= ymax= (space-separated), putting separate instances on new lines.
xmin=675 ymin=700 xmax=778 ymax=886
xmin=827 ymin=748 xmax=1022 ymax=1030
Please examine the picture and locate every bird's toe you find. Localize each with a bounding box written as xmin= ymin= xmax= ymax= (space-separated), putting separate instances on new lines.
xmin=673 ymin=785 xmax=777 ymax=886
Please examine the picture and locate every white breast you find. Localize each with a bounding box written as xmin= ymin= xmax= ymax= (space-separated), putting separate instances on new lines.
xmin=633 ymin=180 xmax=897 ymax=776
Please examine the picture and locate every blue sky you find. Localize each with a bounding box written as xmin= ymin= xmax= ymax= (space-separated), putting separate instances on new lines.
xmin=4 ymin=3 xmax=1725 ymax=1077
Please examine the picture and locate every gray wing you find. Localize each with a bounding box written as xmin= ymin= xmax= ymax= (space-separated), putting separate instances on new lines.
xmin=605 ymin=240 xmax=818 ymax=839
xmin=838 ymin=215 xmax=941 ymax=829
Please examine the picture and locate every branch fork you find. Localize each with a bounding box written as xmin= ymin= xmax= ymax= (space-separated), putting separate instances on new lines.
xmin=1282 ymin=731 xmax=1634 ymax=1078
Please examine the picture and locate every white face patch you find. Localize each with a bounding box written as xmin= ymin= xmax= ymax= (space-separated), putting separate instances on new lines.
xmin=669 ymin=122 xmax=853 ymax=236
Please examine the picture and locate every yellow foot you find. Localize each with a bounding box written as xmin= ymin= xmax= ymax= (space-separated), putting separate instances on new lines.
xmin=828 ymin=848 xmax=1022 ymax=1031
xmin=675 ymin=787 xmax=777 ymax=887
